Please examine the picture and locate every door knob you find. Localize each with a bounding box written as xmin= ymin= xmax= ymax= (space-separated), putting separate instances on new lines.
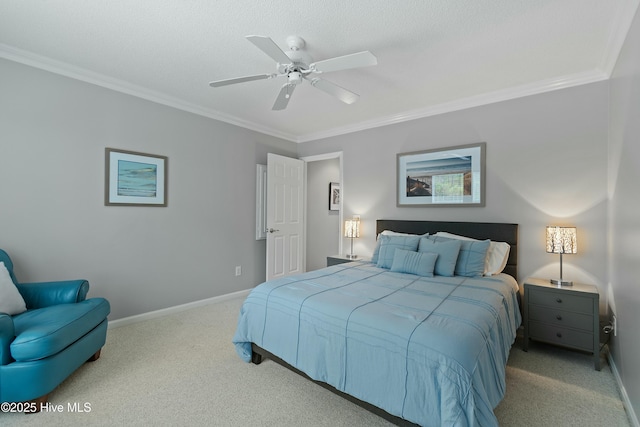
xmin=267 ymin=228 xmax=280 ymax=233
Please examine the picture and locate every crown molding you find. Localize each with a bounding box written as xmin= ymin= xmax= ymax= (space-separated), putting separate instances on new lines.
xmin=0 ymin=43 xmax=611 ymax=145
xmin=296 ymin=70 xmax=609 ymax=143
xmin=600 ymin=0 xmax=640 ymax=76
xmin=0 ymin=43 xmax=298 ymax=142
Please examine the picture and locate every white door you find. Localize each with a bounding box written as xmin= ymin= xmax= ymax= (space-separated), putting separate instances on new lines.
xmin=266 ymin=153 xmax=305 ymax=281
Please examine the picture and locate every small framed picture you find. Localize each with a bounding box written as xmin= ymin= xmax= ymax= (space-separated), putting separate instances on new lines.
xmin=329 ymin=182 xmax=340 ymax=211
xmin=105 ymin=148 xmax=168 ymax=207
xmin=397 ymin=142 xmax=485 ymax=207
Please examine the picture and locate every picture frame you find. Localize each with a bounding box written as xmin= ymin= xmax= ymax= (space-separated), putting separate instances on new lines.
xmin=329 ymin=182 xmax=340 ymax=211
xmin=105 ymin=148 xmax=168 ymax=207
xmin=397 ymin=142 xmax=486 ymax=207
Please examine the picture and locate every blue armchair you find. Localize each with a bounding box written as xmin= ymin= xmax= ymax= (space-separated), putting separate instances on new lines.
xmin=0 ymin=249 xmax=110 ymax=405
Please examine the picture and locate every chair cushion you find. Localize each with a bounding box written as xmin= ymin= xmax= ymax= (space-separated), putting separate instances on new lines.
xmin=10 ymin=298 xmax=110 ymax=362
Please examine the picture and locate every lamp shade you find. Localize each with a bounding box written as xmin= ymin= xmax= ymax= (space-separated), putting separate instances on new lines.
xmin=546 ymin=226 xmax=577 ymax=254
xmin=344 ymin=219 xmax=360 ymax=238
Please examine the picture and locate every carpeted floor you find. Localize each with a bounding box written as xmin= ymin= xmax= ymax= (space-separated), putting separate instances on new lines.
xmin=0 ymin=296 xmax=631 ymax=426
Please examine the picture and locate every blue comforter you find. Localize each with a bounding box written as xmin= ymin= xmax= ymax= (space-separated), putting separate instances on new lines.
xmin=233 ymin=261 xmax=521 ymax=426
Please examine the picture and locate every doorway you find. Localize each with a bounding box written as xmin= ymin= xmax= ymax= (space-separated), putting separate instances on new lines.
xmin=302 ymin=152 xmax=343 ymax=271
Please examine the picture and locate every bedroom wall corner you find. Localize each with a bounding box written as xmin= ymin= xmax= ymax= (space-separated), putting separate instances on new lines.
xmin=608 ymin=2 xmax=640 ymax=424
xmin=305 ymin=157 xmax=340 ymax=271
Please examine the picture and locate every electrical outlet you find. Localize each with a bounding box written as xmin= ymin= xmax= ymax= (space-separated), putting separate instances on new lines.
xmin=613 ymin=315 xmax=617 ymax=337
xmin=235 ymin=266 xmax=242 ymax=276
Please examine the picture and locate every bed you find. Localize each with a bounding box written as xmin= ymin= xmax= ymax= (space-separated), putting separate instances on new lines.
xmin=233 ymin=220 xmax=520 ymax=426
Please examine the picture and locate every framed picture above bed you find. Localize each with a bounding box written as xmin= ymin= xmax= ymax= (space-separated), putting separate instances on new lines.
xmin=397 ymin=142 xmax=486 ymax=207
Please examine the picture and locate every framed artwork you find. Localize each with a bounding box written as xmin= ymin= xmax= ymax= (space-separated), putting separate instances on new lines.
xmin=397 ymin=142 xmax=485 ymax=207
xmin=329 ymin=182 xmax=340 ymax=211
xmin=105 ymin=148 xmax=168 ymax=206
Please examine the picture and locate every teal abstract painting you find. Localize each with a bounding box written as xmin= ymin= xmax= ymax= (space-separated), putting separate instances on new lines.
xmin=117 ymin=160 xmax=157 ymax=197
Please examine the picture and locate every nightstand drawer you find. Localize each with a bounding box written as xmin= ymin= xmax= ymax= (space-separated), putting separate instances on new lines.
xmin=528 ymin=305 xmax=593 ymax=332
xmin=528 ymin=321 xmax=594 ymax=351
xmin=528 ymin=290 xmax=592 ymax=314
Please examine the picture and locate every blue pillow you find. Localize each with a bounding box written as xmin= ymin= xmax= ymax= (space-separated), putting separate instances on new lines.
xmin=418 ymin=237 xmax=461 ymax=277
xmin=390 ymin=249 xmax=438 ymax=277
xmin=428 ymin=236 xmax=490 ymax=277
xmin=371 ymin=232 xmax=426 ymax=264
xmin=375 ymin=235 xmax=421 ymax=269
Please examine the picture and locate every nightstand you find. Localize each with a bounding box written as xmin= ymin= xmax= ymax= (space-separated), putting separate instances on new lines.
xmin=326 ymin=255 xmax=369 ymax=267
xmin=523 ymin=277 xmax=600 ymax=370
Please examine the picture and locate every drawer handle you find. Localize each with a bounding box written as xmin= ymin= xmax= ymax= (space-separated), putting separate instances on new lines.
xmin=556 ymin=332 xmax=562 ymax=338
xmin=556 ymin=315 xmax=563 ymax=321
xmin=556 ymin=298 xmax=563 ymax=304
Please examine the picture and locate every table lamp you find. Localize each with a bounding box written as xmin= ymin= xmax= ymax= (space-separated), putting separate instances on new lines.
xmin=344 ymin=217 xmax=361 ymax=259
xmin=546 ymin=226 xmax=577 ymax=286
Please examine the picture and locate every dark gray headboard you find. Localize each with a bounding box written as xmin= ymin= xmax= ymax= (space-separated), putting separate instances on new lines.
xmin=376 ymin=220 xmax=518 ymax=280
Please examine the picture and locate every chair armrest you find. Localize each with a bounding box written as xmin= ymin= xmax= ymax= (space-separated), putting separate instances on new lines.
xmin=16 ymin=280 xmax=89 ymax=309
xmin=0 ymin=313 xmax=15 ymax=365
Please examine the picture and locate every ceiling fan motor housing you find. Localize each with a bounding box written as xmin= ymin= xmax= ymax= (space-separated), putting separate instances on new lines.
xmin=285 ymin=50 xmax=312 ymax=69
xmin=288 ymin=71 xmax=303 ymax=85
xmin=284 ymin=35 xmax=312 ymax=70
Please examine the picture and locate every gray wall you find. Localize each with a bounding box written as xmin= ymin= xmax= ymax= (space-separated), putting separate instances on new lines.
xmin=298 ymin=83 xmax=609 ymax=299
xmin=609 ymin=4 xmax=640 ymax=421
xmin=306 ymin=158 xmax=340 ymax=271
xmin=0 ymin=58 xmax=297 ymax=320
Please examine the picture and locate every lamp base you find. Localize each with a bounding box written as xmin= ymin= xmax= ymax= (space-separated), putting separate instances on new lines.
xmin=345 ymin=254 xmax=358 ymax=260
xmin=550 ymin=278 xmax=573 ymax=286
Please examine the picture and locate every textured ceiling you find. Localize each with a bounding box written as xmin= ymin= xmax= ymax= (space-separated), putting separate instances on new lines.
xmin=1 ymin=1 xmax=638 ymax=142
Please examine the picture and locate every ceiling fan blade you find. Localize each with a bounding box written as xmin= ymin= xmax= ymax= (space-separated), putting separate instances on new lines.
xmin=307 ymin=77 xmax=359 ymax=104
xmin=246 ymin=35 xmax=292 ymax=65
xmin=209 ymin=74 xmax=275 ymax=87
xmin=310 ymin=51 xmax=377 ymax=73
xmin=272 ymin=83 xmax=296 ymax=110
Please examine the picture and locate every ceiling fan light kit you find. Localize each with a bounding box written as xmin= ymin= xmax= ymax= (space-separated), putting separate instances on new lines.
xmin=209 ymin=35 xmax=377 ymax=110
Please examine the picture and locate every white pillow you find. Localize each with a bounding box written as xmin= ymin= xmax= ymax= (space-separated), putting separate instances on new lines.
xmin=433 ymin=232 xmax=510 ymax=276
xmin=0 ymin=261 xmax=27 ymax=315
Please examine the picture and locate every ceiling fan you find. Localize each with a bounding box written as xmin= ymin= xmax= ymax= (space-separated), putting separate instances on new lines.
xmin=209 ymin=35 xmax=377 ymax=110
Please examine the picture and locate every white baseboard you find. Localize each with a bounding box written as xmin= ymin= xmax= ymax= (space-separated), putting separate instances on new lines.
xmin=608 ymin=352 xmax=639 ymax=427
xmin=107 ymin=289 xmax=251 ymax=329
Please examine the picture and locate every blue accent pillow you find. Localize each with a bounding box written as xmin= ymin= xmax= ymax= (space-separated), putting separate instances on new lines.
xmin=390 ymin=249 xmax=438 ymax=277
xmin=428 ymin=236 xmax=490 ymax=277
xmin=418 ymin=237 xmax=462 ymax=277
xmin=371 ymin=232 xmax=426 ymax=264
xmin=375 ymin=235 xmax=421 ymax=269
